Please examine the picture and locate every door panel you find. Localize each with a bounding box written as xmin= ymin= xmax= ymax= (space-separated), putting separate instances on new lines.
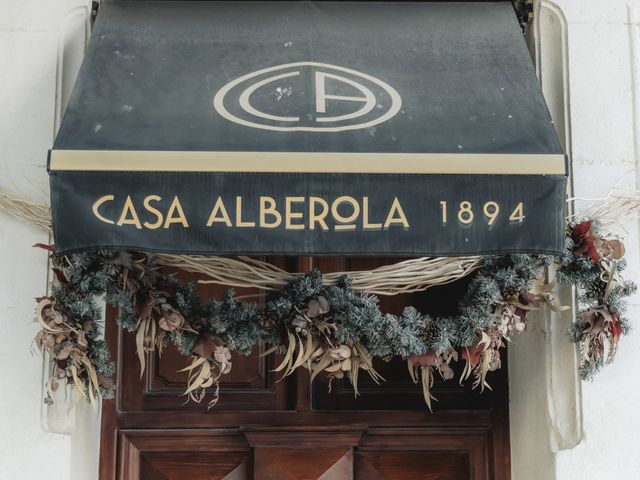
xmin=312 ymin=355 xmax=507 ymax=411
xmin=119 ymin=257 xmax=295 ymax=413
xmin=102 ymin=256 xmax=510 ymax=480
xmin=151 ymin=343 xmax=272 ymax=397
xmin=118 ymin=430 xmax=251 ymax=480
xmin=140 ymin=452 xmax=250 ymax=480
xmin=241 ymin=425 xmax=365 ymax=480
xmin=355 ymin=451 xmax=470 ymax=480
xmin=253 ymin=449 xmax=353 ymax=480
xmin=356 ymin=428 xmax=489 ymax=479
xmin=122 ymin=341 xmax=293 ymax=412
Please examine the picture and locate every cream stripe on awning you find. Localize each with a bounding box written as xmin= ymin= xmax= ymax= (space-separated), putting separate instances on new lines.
xmin=50 ymin=150 xmax=566 ymax=175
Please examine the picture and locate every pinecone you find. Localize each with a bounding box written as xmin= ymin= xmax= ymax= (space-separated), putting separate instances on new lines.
xmin=585 ymin=280 xmax=607 ymax=300
xmin=502 ymin=286 xmax=519 ymax=302
xmin=257 ymin=311 xmax=278 ymax=329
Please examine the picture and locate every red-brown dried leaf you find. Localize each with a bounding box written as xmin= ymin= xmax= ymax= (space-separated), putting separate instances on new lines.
xmin=192 ymin=334 xmax=224 ymax=359
xmin=33 ymin=243 xmax=55 ymax=253
xmin=571 ymin=221 xmax=601 ymax=263
xmin=51 ymin=268 xmax=69 ymax=287
xmin=571 ymin=221 xmax=592 ymax=240
xmin=408 ymin=352 xmax=437 ymax=368
xmin=611 ymin=313 xmax=622 ymax=340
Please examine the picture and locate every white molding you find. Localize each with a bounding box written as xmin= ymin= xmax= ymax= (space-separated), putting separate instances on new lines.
xmin=537 ymin=0 xmax=583 ymax=453
xmin=53 ymin=5 xmax=90 ymax=135
xmin=510 ymin=2 xmax=583 ymax=478
xmin=536 ymin=1 xmax=574 ymax=158
xmin=628 ymin=5 xmax=640 ymax=195
xmin=41 ymin=3 xmax=91 ymax=436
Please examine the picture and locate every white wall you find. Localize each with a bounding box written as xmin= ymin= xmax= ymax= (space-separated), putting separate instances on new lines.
xmin=511 ymin=1 xmax=640 ymax=480
xmin=553 ymin=1 xmax=640 ymax=478
xmin=0 ymin=1 xmax=91 ymax=480
xmin=1 ymin=1 xmax=640 ymax=480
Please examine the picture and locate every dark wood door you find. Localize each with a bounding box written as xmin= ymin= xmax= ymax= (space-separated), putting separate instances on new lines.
xmin=100 ymin=257 xmax=510 ymax=480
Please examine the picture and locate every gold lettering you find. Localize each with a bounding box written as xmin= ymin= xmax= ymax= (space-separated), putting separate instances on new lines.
xmin=206 ymin=197 xmax=232 ymax=227
xmin=143 ymin=195 xmax=163 ymax=229
xmin=117 ymin=196 xmax=142 ymax=229
xmin=92 ymin=195 xmax=115 ymax=225
xmin=362 ymin=197 xmax=382 ymax=230
xmin=332 ymin=196 xmax=359 ymax=231
xmin=259 ymin=196 xmax=282 ymax=228
xmin=384 ymin=197 xmax=409 ymax=229
xmin=236 ymin=196 xmax=256 ymax=227
xmin=286 ymin=197 xmax=305 ymax=230
xmin=163 ymin=196 xmax=189 ymax=228
xmin=309 ymin=197 xmax=329 ymax=231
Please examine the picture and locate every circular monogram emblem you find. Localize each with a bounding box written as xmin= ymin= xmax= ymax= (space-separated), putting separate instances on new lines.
xmin=213 ymin=62 xmax=402 ymax=132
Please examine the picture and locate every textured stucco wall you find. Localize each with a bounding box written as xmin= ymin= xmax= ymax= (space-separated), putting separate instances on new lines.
xmin=553 ymin=1 xmax=640 ymax=477
xmin=0 ymin=1 xmax=91 ymax=480
xmin=0 ymin=1 xmax=639 ymax=480
xmin=510 ymin=2 xmax=640 ymax=480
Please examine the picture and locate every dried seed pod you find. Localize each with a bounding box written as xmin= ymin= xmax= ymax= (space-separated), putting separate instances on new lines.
xmin=317 ymin=296 xmax=330 ymax=314
xmin=307 ymin=299 xmax=321 ymax=318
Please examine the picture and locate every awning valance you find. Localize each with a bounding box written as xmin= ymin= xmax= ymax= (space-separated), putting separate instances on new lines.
xmin=49 ymin=0 xmax=567 ymax=256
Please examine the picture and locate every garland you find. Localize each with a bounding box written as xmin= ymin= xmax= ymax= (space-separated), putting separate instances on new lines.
xmin=33 ymin=220 xmax=635 ymax=410
xmin=560 ymin=221 xmax=633 ymax=378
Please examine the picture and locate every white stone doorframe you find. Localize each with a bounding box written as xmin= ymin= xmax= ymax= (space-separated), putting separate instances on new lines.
xmin=38 ymin=3 xmax=103 ymax=480
xmin=509 ymin=2 xmax=582 ymax=480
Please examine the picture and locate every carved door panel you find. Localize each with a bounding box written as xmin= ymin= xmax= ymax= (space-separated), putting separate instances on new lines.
xmin=242 ymin=426 xmax=363 ymax=480
xmin=101 ymin=257 xmax=510 ymax=480
xmin=120 ymin=431 xmax=251 ymax=480
xmin=114 ymin=426 xmax=494 ymax=480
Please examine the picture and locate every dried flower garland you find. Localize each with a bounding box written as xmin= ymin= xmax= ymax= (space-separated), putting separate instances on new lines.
xmin=33 ymin=245 xmax=116 ymax=405
xmin=32 ymin=220 xmax=635 ymax=410
xmin=559 ymin=220 xmax=634 ymax=378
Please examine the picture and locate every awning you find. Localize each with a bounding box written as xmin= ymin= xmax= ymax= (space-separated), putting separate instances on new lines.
xmin=49 ymin=0 xmax=567 ymax=256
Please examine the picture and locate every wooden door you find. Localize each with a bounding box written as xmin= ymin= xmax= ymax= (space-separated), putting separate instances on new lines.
xmin=100 ymin=257 xmax=510 ymax=480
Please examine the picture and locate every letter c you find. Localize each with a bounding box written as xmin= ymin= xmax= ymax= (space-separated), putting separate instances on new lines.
xmin=92 ymin=195 xmax=115 ymax=225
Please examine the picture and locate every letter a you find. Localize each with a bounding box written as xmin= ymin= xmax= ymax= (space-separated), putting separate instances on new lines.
xmin=207 ymin=197 xmax=233 ymax=227
xmin=164 ymin=196 xmax=189 ymax=228
xmin=117 ymin=196 xmax=142 ymax=229
xmin=384 ymin=197 xmax=409 ymax=229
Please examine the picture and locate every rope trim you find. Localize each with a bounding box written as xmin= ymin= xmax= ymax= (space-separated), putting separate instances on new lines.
xmin=0 ymin=191 xmax=482 ymax=294
xmin=4 ymin=189 xmax=637 ymax=295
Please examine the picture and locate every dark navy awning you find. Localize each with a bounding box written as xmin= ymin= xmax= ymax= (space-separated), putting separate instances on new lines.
xmin=49 ymin=1 xmax=566 ymax=256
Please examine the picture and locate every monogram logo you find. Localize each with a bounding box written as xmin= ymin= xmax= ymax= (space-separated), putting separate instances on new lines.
xmin=213 ymin=62 xmax=401 ymax=132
